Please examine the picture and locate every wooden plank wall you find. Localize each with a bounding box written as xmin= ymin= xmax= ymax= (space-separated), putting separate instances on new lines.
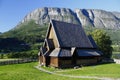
xmin=76 ymin=59 xmax=97 ymax=65
xmin=50 ymin=57 xmax=58 ymax=67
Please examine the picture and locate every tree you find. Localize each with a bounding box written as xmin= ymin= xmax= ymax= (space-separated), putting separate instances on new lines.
xmin=0 ymin=54 xmax=4 ymax=59
xmin=91 ymin=29 xmax=112 ymax=58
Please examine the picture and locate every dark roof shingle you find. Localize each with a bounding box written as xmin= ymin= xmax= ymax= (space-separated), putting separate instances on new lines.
xmin=77 ymin=49 xmax=102 ymax=56
xmin=51 ymin=20 xmax=93 ymax=48
xmin=49 ymin=48 xmax=72 ymax=57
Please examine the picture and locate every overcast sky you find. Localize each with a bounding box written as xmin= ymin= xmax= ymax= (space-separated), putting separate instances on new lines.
xmin=0 ymin=0 xmax=120 ymax=32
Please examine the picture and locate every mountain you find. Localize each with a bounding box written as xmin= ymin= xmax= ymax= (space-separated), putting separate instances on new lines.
xmin=1 ymin=7 xmax=120 ymax=58
xmin=17 ymin=7 xmax=120 ymax=29
xmin=1 ymin=7 xmax=120 ymax=45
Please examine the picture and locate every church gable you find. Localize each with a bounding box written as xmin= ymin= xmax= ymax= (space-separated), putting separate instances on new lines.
xmin=46 ymin=23 xmax=59 ymax=48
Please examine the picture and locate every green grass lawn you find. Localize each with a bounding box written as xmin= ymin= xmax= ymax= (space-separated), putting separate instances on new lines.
xmin=55 ymin=63 xmax=120 ymax=78
xmin=0 ymin=62 xmax=120 ymax=80
xmin=0 ymin=62 xmax=93 ymax=80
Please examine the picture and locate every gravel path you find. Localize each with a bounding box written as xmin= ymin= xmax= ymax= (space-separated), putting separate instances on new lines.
xmin=35 ymin=66 xmax=120 ymax=80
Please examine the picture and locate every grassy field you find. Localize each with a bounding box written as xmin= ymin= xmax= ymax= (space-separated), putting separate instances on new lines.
xmin=0 ymin=62 xmax=93 ymax=80
xmin=56 ymin=63 xmax=120 ymax=78
xmin=0 ymin=62 xmax=120 ymax=80
xmin=0 ymin=58 xmax=19 ymax=61
xmin=42 ymin=63 xmax=120 ymax=79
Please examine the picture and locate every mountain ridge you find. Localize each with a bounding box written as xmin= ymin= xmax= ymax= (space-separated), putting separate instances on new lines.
xmin=15 ymin=7 xmax=120 ymax=30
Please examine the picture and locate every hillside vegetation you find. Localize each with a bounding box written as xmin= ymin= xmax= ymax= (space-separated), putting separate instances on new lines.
xmin=84 ymin=26 xmax=120 ymax=45
xmin=0 ymin=20 xmax=47 ymax=43
xmin=0 ymin=20 xmax=47 ymax=58
xmin=0 ymin=20 xmax=120 ymax=58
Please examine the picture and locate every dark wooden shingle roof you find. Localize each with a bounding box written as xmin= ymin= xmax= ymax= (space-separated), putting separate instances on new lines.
xmin=77 ymin=49 xmax=102 ymax=56
xmin=51 ymin=20 xmax=93 ymax=48
xmin=49 ymin=48 xmax=72 ymax=57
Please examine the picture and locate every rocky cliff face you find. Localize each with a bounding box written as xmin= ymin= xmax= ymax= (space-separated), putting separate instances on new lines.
xmin=75 ymin=9 xmax=120 ymax=29
xmin=20 ymin=7 xmax=120 ymax=29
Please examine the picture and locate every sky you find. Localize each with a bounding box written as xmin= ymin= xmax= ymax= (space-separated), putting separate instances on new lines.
xmin=0 ymin=0 xmax=120 ymax=33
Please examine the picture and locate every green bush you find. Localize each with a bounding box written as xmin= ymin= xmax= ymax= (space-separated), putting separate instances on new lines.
xmin=91 ymin=29 xmax=113 ymax=58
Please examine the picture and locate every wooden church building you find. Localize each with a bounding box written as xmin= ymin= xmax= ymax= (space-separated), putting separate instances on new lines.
xmin=38 ymin=20 xmax=103 ymax=68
